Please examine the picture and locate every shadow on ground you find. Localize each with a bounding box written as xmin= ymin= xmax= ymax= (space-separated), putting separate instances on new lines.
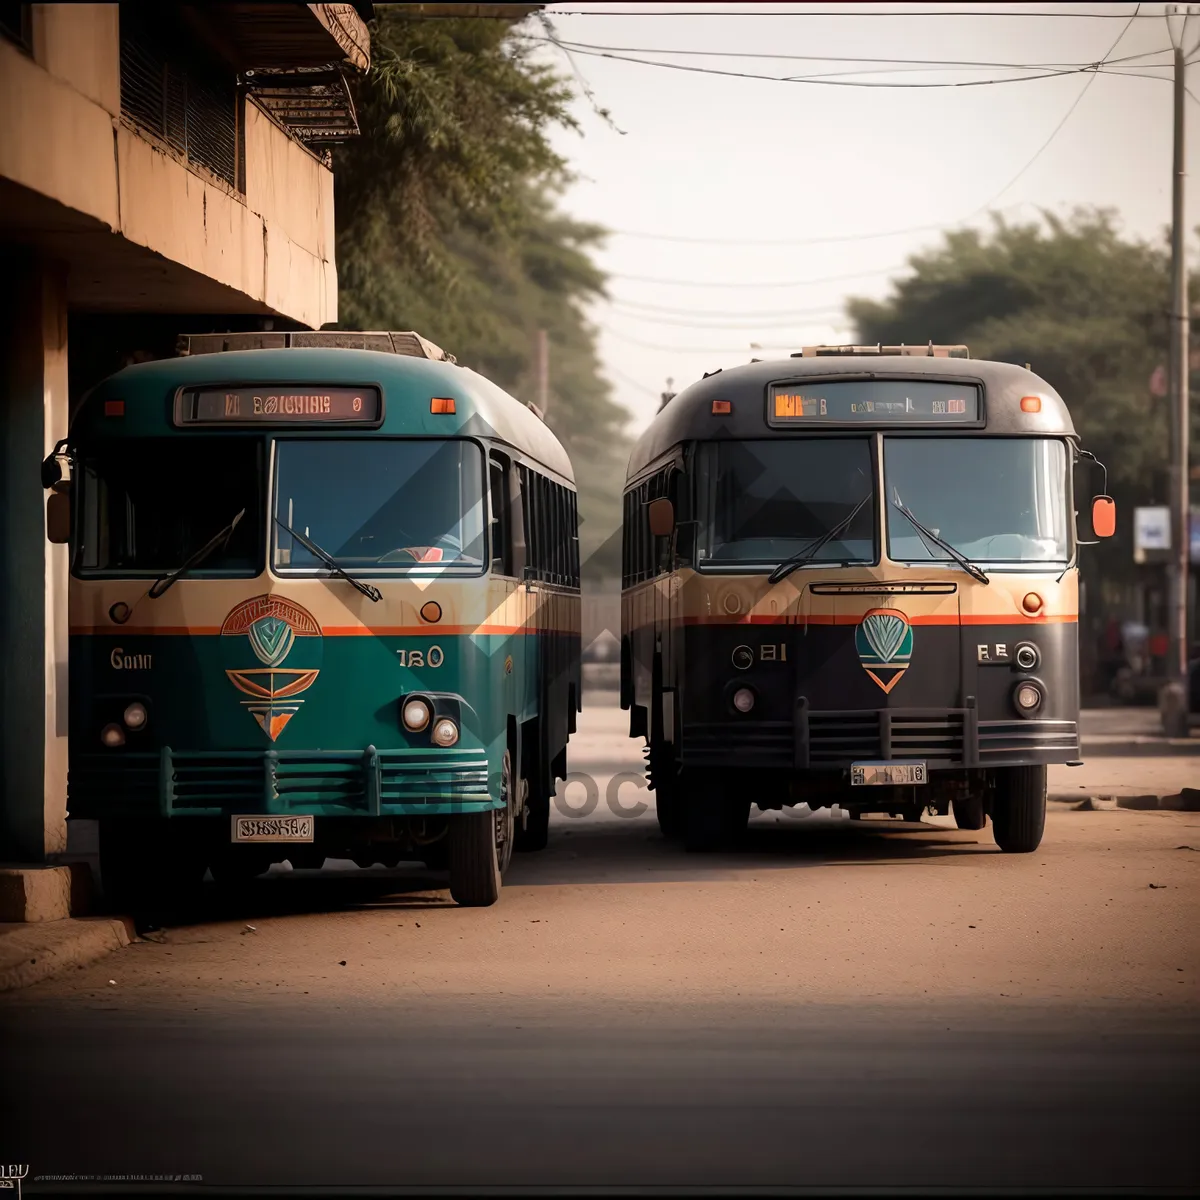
xmin=109 ymin=814 xmax=993 ymax=929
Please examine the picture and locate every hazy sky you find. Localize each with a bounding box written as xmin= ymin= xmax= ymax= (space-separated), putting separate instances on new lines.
xmin=526 ymin=1 xmax=1197 ymax=435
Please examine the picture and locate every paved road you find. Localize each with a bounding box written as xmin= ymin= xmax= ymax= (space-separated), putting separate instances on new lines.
xmin=5 ymin=697 xmax=1199 ymax=1192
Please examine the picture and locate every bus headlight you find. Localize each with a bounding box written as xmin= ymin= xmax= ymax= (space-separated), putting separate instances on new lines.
xmin=402 ymin=698 xmax=432 ymax=732
xmin=100 ymin=723 xmax=125 ymax=748
xmin=1014 ymin=643 xmax=1039 ymax=671
xmin=123 ymin=702 xmax=148 ymax=730
xmin=732 ymin=687 xmax=756 ymax=713
xmin=431 ymin=717 xmax=459 ymax=747
xmin=1013 ymin=681 xmax=1044 ymax=716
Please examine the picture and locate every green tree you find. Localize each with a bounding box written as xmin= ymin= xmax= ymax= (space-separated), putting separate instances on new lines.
xmin=332 ymin=8 xmax=629 ymax=579
xmin=848 ymin=209 xmax=1194 ymax=636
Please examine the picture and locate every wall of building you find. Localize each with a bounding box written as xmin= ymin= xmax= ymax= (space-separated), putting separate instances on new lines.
xmin=0 ymin=5 xmax=338 ymax=328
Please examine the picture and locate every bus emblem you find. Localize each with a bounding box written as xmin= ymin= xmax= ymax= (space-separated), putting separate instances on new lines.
xmin=221 ymin=595 xmax=323 ymax=740
xmin=855 ymin=608 xmax=913 ymax=694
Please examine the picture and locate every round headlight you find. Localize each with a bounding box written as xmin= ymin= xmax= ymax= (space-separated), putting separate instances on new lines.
xmin=402 ymin=698 xmax=432 ymax=732
xmin=1014 ymin=682 xmax=1042 ymax=712
xmin=123 ymin=702 xmax=148 ymax=730
xmin=733 ymin=687 xmax=755 ymax=713
xmin=1015 ymin=643 xmax=1039 ymax=671
xmin=731 ymin=645 xmax=754 ymax=671
xmin=431 ymin=717 xmax=459 ymax=747
xmin=100 ymin=723 xmax=126 ymax=748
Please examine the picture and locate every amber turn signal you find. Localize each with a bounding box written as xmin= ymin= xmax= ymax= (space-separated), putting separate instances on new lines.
xmin=711 ymin=400 xmax=732 ymax=414
xmin=430 ymin=397 xmax=456 ymax=414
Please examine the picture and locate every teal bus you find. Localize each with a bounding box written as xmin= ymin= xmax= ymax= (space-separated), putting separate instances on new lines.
xmin=43 ymin=331 xmax=581 ymax=910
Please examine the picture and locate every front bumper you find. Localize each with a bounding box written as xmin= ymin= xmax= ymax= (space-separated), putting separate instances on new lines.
xmin=68 ymin=746 xmax=496 ymax=819
xmin=681 ymin=707 xmax=1078 ymax=771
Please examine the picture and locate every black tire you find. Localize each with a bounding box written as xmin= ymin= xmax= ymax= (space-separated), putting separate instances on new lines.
xmin=448 ymin=753 xmax=512 ymax=906
xmin=952 ymin=793 xmax=987 ymax=831
xmin=99 ymin=819 xmax=206 ymax=925
xmin=648 ymin=737 xmax=682 ymax=840
xmin=683 ymin=772 xmax=749 ymax=852
xmin=514 ymin=745 xmax=550 ymax=854
xmin=991 ymin=764 xmax=1047 ymax=853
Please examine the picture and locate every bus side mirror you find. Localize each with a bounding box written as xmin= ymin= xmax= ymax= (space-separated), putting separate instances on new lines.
xmin=1091 ymin=495 xmax=1116 ymax=539
xmin=648 ymin=497 xmax=675 ymax=538
xmin=46 ymin=488 xmax=71 ymax=544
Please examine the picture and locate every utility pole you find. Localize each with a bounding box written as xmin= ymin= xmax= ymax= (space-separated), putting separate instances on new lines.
xmin=1163 ymin=6 xmax=1195 ymax=736
xmin=535 ymin=328 xmax=549 ymax=416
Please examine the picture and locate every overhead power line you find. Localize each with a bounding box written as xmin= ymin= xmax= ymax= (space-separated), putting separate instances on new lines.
xmin=977 ymin=1 xmax=1141 ymax=208
xmin=539 ymin=39 xmax=1096 ymax=88
xmin=606 ymin=264 xmax=909 ymax=289
xmin=601 ymin=326 xmax=837 ymax=356
xmin=606 ymin=307 xmax=845 ymax=330
xmin=536 ymin=37 xmax=1146 ymax=73
xmin=608 ymin=297 xmax=859 ymax=318
xmin=418 ymin=7 xmax=1155 ymax=18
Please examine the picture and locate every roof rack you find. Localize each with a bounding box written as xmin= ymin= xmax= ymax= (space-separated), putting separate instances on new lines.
xmin=794 ymin=342 xmax=969 ymax=359
xmin=174 ymin=330 xmax=456 ymax=363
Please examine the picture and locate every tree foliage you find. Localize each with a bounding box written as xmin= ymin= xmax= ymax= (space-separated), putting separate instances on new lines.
xmin=332 ymin=10 xmax=629 ymax=579
xmin=848 ymin=209 xmax=1191 ymax=598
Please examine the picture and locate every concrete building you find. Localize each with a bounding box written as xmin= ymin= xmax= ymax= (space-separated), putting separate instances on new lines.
xmin=0 ymin=3 xmax=372 ymax=876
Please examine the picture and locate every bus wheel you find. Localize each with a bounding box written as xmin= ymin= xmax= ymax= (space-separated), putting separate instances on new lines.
xmin=991 ymin=765 xmax=1047 ymax=853
xmin=648 ymin=739 xmax=682 ymax=839
xmin=515 ymin=746 xmax=550 ymax=853
xmin=952 ymin=793 xmax=987 ymax=830
xmin=683 ymin=773 xmax=749 ymax=852
xmin=448 ymin=753 xmax=512 ymax=906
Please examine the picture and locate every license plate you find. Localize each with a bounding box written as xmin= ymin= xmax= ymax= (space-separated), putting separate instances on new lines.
xmin=232 ymin=815 xmax=314 ymax=843
xmin=850 ymin=761 xmax=927 ymax=787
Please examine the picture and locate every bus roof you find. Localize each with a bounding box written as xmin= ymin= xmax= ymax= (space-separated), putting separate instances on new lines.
xmin=627 ymin=354 xmax=1076 ymax=481
xmin=73 ymin=347 xmax=575 ymax=485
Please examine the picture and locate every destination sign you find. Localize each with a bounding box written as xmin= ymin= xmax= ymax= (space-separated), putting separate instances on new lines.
xmin=178 ymin=386 xmax=382 ymax=425
xmin=768 ymin=380 xmax=980 ymax=426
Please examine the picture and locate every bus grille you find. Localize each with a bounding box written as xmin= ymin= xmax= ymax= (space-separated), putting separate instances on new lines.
xmin=68 ymin=747 xmax=492 ymax=816
xmin=977 ymin=720 xmax=1078 ymax=757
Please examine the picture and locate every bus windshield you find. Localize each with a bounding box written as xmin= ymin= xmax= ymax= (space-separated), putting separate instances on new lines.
xmin=884 ymin=437 xmax=1070 ymax=566
xmin=76 ymin=438 xmax=261 ymax=576
xmin=273 ymin=439 xmax=487 ymax=573
xmin=695 ymin=438 xmax=875 ymax=567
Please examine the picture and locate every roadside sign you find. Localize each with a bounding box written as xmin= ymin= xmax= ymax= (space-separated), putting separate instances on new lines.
xmin=1134 ymin=506 xmax=1170 ymax=552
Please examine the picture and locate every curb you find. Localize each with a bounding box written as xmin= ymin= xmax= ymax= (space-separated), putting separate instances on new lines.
xmin=0 ymin=917 xmax=130 ymax=993
xmin=1049 ymin=791 xmax=1200 ymax=812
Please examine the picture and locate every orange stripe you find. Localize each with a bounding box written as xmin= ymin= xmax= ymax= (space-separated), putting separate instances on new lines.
xmin=70 ymin=624 xmax=562 ymax=637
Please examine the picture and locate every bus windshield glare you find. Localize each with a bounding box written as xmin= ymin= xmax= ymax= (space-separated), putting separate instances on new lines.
xmin=695 ymin=439 xmax=875 ymax=566
xmin=884 ymin=437 xmax=1070 ymax=566
xmin=273 ymin=439 xmax=487 ymax=572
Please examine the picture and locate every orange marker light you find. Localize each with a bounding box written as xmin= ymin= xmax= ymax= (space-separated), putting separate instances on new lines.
xmin=104 ymin=400 xmax=125 ymax=417
xmin=420 ymin=601 xmax=442 ymax=624
xmin=1020 ymin=395 xmax=1042 ymax=413
xmin=1022 ymin=592 xmax=1044 ymax=614
xmin=430 ymin=397 xmax=456 ymax=414
xmin=712 ymin=400 xmax=732 ymax=414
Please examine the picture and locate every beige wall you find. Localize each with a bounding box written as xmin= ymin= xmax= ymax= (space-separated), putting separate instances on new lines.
xmin=0 ymin=5 xmax=338 ymax=328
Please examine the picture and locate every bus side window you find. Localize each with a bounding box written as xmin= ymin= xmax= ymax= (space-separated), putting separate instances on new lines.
xmin=510 ymin=462 xmax=527 ymax=579
xmin=489 ymin=454 xmax=513 ymax=577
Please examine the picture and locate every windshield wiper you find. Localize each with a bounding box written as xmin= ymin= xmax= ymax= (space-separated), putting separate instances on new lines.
xmin=275 ymin=517 xmax=382 ymax=602
xmin=148 ymin=508 xmax=246 ymax=600
xmin=890 ymin=490 xmax=990 ymax=585
xmin=769 ymin=493 xmax=873 ymax=585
